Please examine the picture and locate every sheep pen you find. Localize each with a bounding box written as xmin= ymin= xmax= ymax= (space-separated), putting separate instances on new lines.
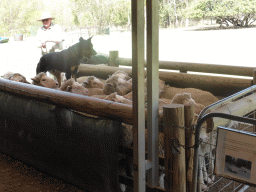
xmin=1 ymin=34 xmax=256 ymax=191
xmin=0 ymin=63 xmax=255 ymax=191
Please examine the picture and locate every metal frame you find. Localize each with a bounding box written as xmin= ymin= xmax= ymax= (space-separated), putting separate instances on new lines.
xmin=192 ymin=85 xmax=256 ymax=191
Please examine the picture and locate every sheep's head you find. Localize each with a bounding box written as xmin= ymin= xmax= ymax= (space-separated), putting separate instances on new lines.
xmin=31 ymin=72 xmax=59 ymax=89
xmin=10 ymin=73 xmax=30 ymax=83
xmin=82 ymin=76 xmax=104 ymax=89
xmin=103 ymin=75 xmax=132 ymax=96
xmin=61 ymin=78 xmax=89 ymax=95
xmin=112 ymin=70 xmax=130 ymax=80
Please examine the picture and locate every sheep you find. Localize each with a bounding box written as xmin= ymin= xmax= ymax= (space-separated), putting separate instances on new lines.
xmin=105 ymin=92 xmax=133 ymax=105
xmin=60 ymin=78 xmax=89 ymax=96
xmin=87 ymin=88 xmax=105 ymax=96
xmin=112 ymin=70 xmax=130 ymax=81
xmin=103 ymin=75 xmax=132 ymax=96
xmin=161 ymin=85 xmax=219 ymax=107
xmin=76 ymin=76 xmax=106 ymax=85
xmin=77 ymin=71 xmax=219 ymax=189
xmin=168 ymin=93 xmax=217 ymax=188
xmin=123 ymin=79 xmax=166 ymax=101
xmin=82 ymin=76 xmax=104 ymax=89
xmin=2 ymin=71 xmax=14 ymax=79
xmin=103 ymin=71 xmax=166 ymax=97
xmin=89 ymin=92 xmax=132 ymax=105
xmin=31 ymin=72 xmax=59 ymax=89
xmin=119 ymin=92 xmax=208 ymax=190
xmin=145 ymin=78 xmax=166 ymax=98
xmin=2 ymin=72 xmax=30 ymax=84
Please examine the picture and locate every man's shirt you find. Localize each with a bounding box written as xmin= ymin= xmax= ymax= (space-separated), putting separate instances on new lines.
xmin=37 ymin=23 xmax=64 ymax=47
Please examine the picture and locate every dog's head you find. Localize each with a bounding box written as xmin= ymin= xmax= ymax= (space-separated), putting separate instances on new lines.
xmin=79 ymin=37 xmax=97 ymax=60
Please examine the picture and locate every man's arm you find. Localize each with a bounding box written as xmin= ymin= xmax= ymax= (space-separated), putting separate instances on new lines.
xmin=36 ymin=28 xmax=46 ymax=48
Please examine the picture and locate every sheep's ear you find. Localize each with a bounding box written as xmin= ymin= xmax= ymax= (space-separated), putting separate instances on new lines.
xmin=31 ymin=77 xmax=39 ymax=84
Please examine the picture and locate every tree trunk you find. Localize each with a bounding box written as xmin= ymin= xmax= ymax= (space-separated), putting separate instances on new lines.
xmin=174 ymin=0 xmax=178 ymax=27
xmin=186 ymin=0 xmax=189 ymax=27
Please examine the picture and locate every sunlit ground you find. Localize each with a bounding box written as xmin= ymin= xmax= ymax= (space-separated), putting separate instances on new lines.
xmin=92 ymin=27 xmax=256 ymax=79
xmin=92 ymin=27 xmax=256 ymax=67
xmin=0 ymin=27 xmax=256 ymax=83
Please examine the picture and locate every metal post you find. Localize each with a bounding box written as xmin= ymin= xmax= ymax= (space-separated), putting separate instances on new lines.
xmin=146 ymin=0 xmax=159 ymax=188
xmin=132 ymin=0 xmax=146 ymax=192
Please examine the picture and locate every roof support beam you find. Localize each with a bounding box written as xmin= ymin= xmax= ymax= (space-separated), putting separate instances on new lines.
xmin=146 ymin=0 xmax=159 ymax=188
xmin=132 ymin=0 xmax=159 ymax=191
xmin=132 ymin=0 xmax=146 ymax=191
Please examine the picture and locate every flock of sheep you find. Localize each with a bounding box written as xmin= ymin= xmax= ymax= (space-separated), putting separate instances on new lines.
xmin=1 ymin=70 xmax=220 ymax=190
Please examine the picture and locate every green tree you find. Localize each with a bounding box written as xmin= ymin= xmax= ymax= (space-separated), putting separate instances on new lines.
xmin=159 ymin=0 xmax=188 ymax=28
xmin=111 ymin=0 xmax=131 ymax=26
xmin=70 ymin=0 xmax=130 ymax=30
xmin=185 ymin=0 xmax=256 ymax=27
xmin=45 ymin=0 xmax=73 ymax=30
xmin=0 ymin=0 xmax=43 ymax=36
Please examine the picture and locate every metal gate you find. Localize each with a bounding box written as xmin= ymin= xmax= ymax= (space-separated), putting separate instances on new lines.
xmin=193 ymin=85 xmax=256 ymax=191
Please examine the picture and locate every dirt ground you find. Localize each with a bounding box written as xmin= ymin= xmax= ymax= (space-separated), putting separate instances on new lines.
xmin=0 ymin=153 xmax=85 ymax=192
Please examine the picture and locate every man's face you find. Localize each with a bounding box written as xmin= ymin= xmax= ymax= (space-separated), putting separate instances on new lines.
xmin=42 ymin=18 xmax=52 ymax=29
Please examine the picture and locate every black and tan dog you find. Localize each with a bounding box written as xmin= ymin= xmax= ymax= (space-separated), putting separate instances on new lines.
xmin=36 ymin=37 xmax=97 ymax=86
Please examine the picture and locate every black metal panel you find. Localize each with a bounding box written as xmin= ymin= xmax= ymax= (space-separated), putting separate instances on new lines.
xmin=0 ymin=91 xmax=122 ymax=192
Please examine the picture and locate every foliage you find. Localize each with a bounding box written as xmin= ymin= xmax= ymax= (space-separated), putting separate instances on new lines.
xmin=1 ymin=0 xmax=255 ymax=37
xmin=45 ymin=0 xmax=73 ymax=29
xmin=110 ymin=0 xmax=131 ymax=26
xmin=0 ymin=0 xmax=43 ymax=37
xmin=70 ymin=0 xmax=130 ymax=31
xmin=185 ymin=0 xmax=256 ymax=27
xmin=159 ymin=0 xmax=174 ymax=27
xmin=159 ymin=0 xmax=188 ymax=28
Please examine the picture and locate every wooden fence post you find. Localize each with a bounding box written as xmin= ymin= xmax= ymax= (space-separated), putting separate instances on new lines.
xmin=109 ymin=51 xmax=119 ymax=66
xmin=163 ymin=104 xmax=186 ymax=192
xmin=184 ymin=105 xmax=195 ymax=192
xmin=253 ymin=69 xmax=256 ymax=85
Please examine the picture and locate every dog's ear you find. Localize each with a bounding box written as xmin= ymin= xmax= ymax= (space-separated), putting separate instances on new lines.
xmin=88 ymin=36 xmax=93 ymax=42
xmin=79 ymin=37 xmax=84 ymax=42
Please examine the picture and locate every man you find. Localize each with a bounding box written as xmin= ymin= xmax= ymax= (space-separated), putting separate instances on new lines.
xmin=37 ymin=11 xmax=64 ymax=55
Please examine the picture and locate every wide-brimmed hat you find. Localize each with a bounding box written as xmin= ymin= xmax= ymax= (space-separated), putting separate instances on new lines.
xmin=37 ymin=12 xmax=55 ymax=21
